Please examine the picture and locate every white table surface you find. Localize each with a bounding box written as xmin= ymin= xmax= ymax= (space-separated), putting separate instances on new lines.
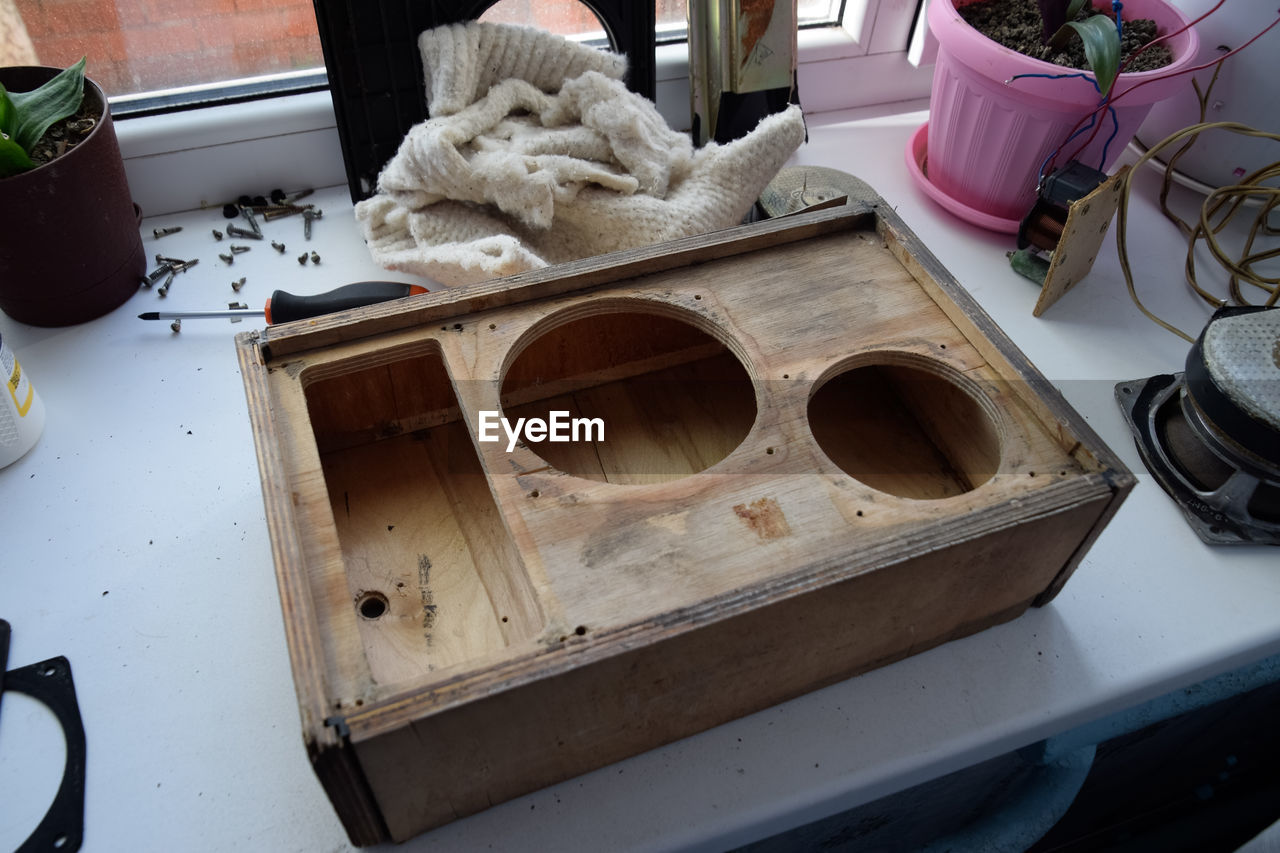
xmin=2 ymin=102 xmax=1277 ymax=852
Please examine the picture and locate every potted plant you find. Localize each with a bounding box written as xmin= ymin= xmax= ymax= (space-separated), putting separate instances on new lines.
xmin=1 ymin=59 xmax=144 ymax=326
xmin=910 ymin=0 xmax=1199 ymax=232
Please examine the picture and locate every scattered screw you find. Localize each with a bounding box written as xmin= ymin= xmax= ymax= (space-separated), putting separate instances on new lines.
xmin=232 ymin=277 xmax=246 ymax=292
xmin=240 ymin=206 xmax=262 ymax=236
xmin=212 ymin=229 xmax=223 ymax=241
xmin=271 ymin=240 xmax=286 ymax=253
xmin=219 ymin=253 xmax=234 ymax=265
xmin=228 ymin=301 xmax=248 ymax=309
xmin=262 ymin=204 xmax=312 ymax=221
xmin=144 ymin=266 xmax=171 ymax=286
xmin=229 ymin=244 xmax=251 ymax=254
xmin=303 ymin=209 xmax=323 ymax=240
xmin=155 ymin=255 xmax=198 ymax=273
xmin=309 ymin=251 xmax=320 ymax=264
xmin=225 ymin=224 xmax=262 ymax=240
xmin=297 ymin=253 xmax=309 ymax=265
xmin=153 ymin=226 xmax=182 ymax=238
xmin=170 ymin=318 xmax=182 ymax=333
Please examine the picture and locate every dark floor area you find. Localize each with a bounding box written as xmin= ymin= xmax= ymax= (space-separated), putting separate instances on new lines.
xmin=734 ymin=674 xmax=1280 ymax=852
xmin=1027 ymin=676 xmax=1280 ymax=853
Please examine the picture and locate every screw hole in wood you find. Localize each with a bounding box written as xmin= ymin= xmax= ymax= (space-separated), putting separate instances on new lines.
xmin=357 ymin=591 xmax=389 ymax=620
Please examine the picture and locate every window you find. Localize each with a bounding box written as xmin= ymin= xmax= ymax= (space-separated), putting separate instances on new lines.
xmin=9 ymin=0 xmax=865 ymax=115
xmin=11 ymin=0 xmax=326 ymax=107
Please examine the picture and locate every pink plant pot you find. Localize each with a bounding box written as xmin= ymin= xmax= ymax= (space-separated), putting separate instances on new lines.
xmin=924 ymin=0 xmax=1199 ymax=225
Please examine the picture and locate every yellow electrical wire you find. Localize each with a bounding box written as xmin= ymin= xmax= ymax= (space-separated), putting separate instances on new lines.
xmin=1114 ymin=120 xmax=1280 ymax=342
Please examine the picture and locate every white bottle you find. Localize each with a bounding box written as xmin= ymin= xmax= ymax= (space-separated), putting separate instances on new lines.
xmin=0 ymin=333 xmax=45 ymax=468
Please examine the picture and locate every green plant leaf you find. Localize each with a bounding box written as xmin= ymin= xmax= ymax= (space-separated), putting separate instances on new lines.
xmin=0 ymin=85 xmax=16 ymax=137
xmin=6 ymin=57 xmax=87 ymax=154
xmin=1050 ymin=14 xmax=1121 ymax=95
xmin=1065 ymin=0 xmax=1090 ymax=19
xmin=0 ymin=132 xmax=36 ymax=179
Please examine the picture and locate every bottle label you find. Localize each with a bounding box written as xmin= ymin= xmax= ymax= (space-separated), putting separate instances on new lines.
xmin=2 ymin=342 xmax=34 ymax=417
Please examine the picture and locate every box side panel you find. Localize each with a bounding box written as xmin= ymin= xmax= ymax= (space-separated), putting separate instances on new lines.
xmin=351 ymin=494 xmax=1112 ymax=841
xmin=238 ymin=334 xmax=388 ymax=844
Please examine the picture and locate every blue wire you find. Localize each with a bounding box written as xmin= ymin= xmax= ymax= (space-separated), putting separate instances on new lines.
xmin=1039 ymin=113 xmax=1097 ymax=183
xmin=1113 ymin=1 xmax=1124 ymax=42
xmin=1011 ymin=72 xmax=1118 ymax=179
xmin=1010 ymin=72 xmax=1100 ymax=90
xmin=1098 ymin=105 xmax=1120 ymax=168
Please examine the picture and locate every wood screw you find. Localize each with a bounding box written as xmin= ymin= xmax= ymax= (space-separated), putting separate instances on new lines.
xmin=240 ymin=206 xmax=262 ymax=236
xmin=152 ymin=226 xmax=182 ymax=238
xmin=261 ymin=204 xmax=313 ymax=221
xmin=219 ymin=253 xmax=234 ymax=265
xmin=302 ymin=209 xmax=322 ymax=240
xmin=309 ymin=251 xmax=320 ymax=264
xmin=229 ymin=244 xmax=251 ymax=254
xmin=232 ymin=277 xmax=246 ymax=292
xmin=271 ymin=241 xmax=286 ymax=253
xmin=212 ymin=229 xmax=223 ymax=241
xmin=297 ymin=253 xmax=308 ymax=265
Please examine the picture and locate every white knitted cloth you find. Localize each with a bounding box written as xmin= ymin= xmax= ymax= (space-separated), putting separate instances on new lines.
xmin=354 ymin=22 xmax=806 ymax=286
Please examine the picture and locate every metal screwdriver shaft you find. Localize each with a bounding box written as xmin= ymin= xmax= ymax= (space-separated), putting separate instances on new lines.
xmin=138 ymin=308 xmax=264 ymax=321
xmin=137 ymin=281 xmax=428 ymax=325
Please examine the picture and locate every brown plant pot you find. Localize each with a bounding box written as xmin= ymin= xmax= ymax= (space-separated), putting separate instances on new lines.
xmin=0 ymin=66 xmax=144 ymax=326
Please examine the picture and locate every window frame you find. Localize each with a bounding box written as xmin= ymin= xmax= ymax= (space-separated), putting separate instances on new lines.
xmin=115 ymin=0 xmax=932 ymax=216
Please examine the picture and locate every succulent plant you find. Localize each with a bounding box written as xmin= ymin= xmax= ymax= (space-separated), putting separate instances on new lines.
xmin=1037 ymin=0 xmax=1123 ymax=94
xmin=0 ymin=57 xmax=87 ymax=179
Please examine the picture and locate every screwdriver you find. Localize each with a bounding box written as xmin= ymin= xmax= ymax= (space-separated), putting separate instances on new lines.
xmin=138 ymin=281 xmax=428 ymax=324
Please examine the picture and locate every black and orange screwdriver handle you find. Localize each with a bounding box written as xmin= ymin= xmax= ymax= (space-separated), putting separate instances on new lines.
xmin=264 ymin=281 xmax=428 ymax=324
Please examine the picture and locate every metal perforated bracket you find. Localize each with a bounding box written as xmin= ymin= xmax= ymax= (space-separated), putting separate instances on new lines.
xmin=0 ymin=619 xmax=87 ymax=853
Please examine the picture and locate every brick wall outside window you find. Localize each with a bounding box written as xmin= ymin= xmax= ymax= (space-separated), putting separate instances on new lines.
xmin=11 ymin=0 xmax=687 ymax=99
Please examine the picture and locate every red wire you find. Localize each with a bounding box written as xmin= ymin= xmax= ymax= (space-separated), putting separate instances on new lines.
xmin=1056 ymin=6 xmax=1279 ymax=171
xmin=1114 ymin=0 xmax=1226 ymax=81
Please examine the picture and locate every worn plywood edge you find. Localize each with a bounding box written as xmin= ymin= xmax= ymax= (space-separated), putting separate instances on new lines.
xmin=334 ymin=473 xmax=1114 ymax=744
xmin=872 ymin=206 xmax=1135 ymax=602
xmin=236 ymin=333 xmax=388 ymax=846
xmin=256 ymin=203 xmax=878 ymax=360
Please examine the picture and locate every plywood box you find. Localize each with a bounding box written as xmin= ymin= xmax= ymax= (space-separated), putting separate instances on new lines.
xmin=236 ymin=199 xmax=1133 ymax=845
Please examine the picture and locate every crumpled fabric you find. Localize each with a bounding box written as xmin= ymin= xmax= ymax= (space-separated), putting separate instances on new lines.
xmin=355 ymin=21 xmax=806 ymax=286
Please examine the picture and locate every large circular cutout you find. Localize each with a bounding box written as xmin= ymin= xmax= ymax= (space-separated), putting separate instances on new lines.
xmin=499 ymin=305 xmax=756 ymax=485
xmin=808 ymin=357 xmax=1002 ymax=499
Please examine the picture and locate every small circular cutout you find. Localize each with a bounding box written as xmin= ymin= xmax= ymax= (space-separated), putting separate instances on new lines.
xmin=357 ymin=591 xmax=389 ymax=620
xmin=500 ymin=304 xmax=756 ymax=484
xmin=808 ymin=357 xmax=1001 ymax=499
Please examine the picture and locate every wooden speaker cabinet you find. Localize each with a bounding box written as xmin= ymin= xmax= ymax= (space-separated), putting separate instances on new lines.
xmin=237 ymin=200 xmax=1132 ymax=844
